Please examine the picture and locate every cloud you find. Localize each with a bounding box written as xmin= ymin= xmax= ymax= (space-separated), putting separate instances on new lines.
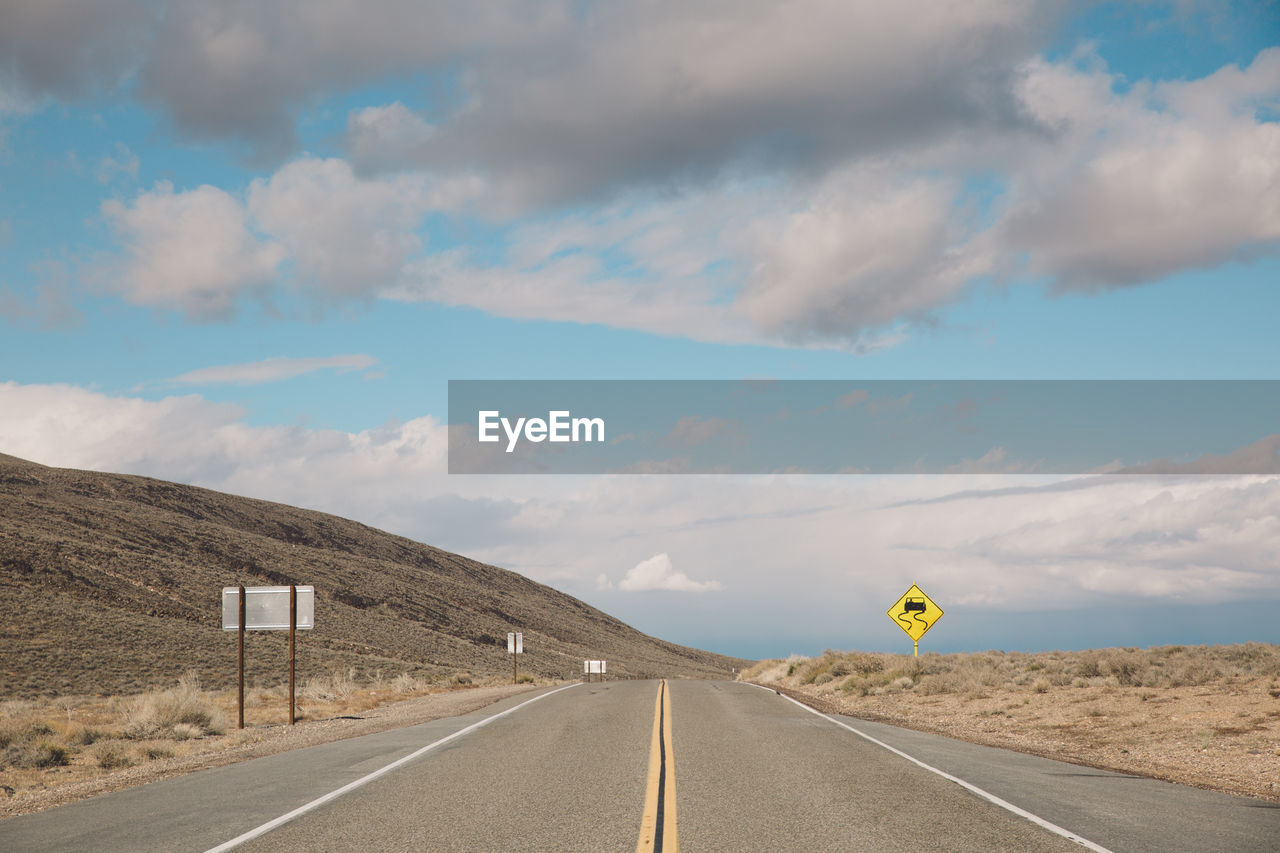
xmin=246 ymin=157 xmax=440 ymax=297
xmin=134 ymin=1 xmax=562 ymax=161
xmin=0 ymin=260 xmax=84 ymax=329
xmin=3 ymin=381 xmax=1280 ymax=653
xmin=1118 ymin=434 xmax=1280 ymax=476
xmin=0 ymin=380 xmax=447 ymax=529
xmin=0 ymin=0 xmax=150 ymax=101
xmin=167 ymin=354 xmax=378 ymax=386
xmin=619 ymin=553 xmax=724 ymax=592
xmin=740 ymin=167 xmax=992 ymax=341
xmin=393 ymin=0 xmax=1056 ymax=208
xmin=99 ymin=181 xmax=285 ymax=320
xmin=346 ymin=102 xmax=436 ymax=174
xmin=1000 ymin=48 xmax=1280 ymax=289
xmin=660 ymin=416 xmax=734 ymax=448
xmin=44 ymin=9 xmax=1274 ymax=346
xmin=95 ymin=142 xmax=138 ymax=184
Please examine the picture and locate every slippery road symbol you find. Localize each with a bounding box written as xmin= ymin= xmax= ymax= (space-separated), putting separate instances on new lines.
xmin=886 ymin=585 xmax=943 ymax=642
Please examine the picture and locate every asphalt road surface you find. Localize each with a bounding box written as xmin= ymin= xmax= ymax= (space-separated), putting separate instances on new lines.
xmin=2 ymin=680 xmax=1277 ymax=852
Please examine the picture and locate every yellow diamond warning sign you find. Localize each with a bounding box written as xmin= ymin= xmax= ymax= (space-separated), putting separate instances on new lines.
xmin=886 ymin=583 xmax=943 ymax=644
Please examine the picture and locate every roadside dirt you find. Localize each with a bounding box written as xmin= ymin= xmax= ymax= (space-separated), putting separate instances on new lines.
xmin=1 ymin=683 xmax=539 ymax=819
xmin=757 ymin=677 xmax=1280 ymax=803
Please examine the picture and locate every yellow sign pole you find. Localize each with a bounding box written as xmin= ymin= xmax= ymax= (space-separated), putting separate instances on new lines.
xmin=913 ymin=640 xmax=918 ymax=658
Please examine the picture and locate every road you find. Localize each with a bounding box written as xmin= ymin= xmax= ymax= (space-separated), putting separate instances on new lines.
xmin=2 ymin=680 xmax=1277 ymax=851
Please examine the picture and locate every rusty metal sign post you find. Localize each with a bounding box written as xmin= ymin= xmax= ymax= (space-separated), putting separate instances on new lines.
xmin=507 ymin=632 xmax=523 ymax=684
xmin=222 ymin=585 xmax=315 ymax=728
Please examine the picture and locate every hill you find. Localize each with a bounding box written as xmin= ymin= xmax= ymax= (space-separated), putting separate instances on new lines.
xmin=0 ymin=453 xmax=747 ymax=698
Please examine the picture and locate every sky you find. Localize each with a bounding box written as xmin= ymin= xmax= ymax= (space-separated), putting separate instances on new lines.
xmin=2 ymin=1 xmax=1279 ymax=660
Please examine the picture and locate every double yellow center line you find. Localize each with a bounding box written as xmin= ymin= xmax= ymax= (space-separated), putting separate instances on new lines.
xmin=636 ymin=679 xmax=678 ymax=852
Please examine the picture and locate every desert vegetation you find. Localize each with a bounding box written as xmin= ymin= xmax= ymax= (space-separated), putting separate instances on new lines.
xmin=744 ymin=643 xmax=1280 ymax=802
xmin=0 ymin=668 xmax=531 ymax=812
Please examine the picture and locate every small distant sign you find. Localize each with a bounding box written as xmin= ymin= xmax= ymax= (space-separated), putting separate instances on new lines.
xmin=222 ymin=586 xmax=315 ymax=631
xmin=886 ymin=583 xmax=942 ymax=642
xmin=584 ymin=659 xmax=606 ymax=674
xmin=507 ymin=632 xmax=523 ymax=654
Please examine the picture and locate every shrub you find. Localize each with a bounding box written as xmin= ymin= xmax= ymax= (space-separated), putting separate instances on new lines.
xmin=67 ymin=725 xmax=104 ymax=746
xmin=170 ymin=723 xmax=202 ymax=741
xmin=95 ymin=741 xmax=132 ymax=769
xmin=24 ymin=741 xmax=70 ymax=769
xmin=121 ymin=674 xmax=226 ymax=739
xmin=392 ymin=673 xmax=423 ymax=694
xmin=1078 ymin=657 xmax=1103 ymax=678
xmin=1033 ymin=678 xmax=1051 ymax=694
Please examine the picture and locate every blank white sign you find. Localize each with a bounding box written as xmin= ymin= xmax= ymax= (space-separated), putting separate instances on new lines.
xmin=507 ymin=632 xmax=523 ymax=653
xmin=222 ymin=586 xmax=314 ymax=631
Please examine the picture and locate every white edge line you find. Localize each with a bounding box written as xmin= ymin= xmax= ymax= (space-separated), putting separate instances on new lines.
xmin=204 ymin=683 xmax=580 ymax=853
xmin=747 ymin=683 xmax=1113 ymax=853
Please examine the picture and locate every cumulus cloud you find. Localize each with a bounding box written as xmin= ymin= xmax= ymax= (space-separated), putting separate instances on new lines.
xmin=619 ymin=553 xmax=724 ymax=593
xmin=246 ymin=157 xmax=437 ymax=297
xmin=95 ymin=157 xmax=471 ymax=317
xmin=100 ymin=181 xmax=285 ymax=320
xmin=740 ymin=167 xmax=992 ymax=341
xmin=167 ymin=354 xmax=378 ymax=386
xmin=1001 ymin=48 xmax=1280 ymax=289
xmin=19 ymin=7 xmax=1280 ymax=348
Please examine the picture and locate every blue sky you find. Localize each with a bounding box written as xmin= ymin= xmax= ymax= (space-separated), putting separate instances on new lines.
xmin=2 ymin=1 xmax=1279 ymax=659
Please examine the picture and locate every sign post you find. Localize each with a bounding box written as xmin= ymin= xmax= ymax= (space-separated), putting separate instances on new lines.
xmin=886 ymin=583 xmax=944 ymax=657
xmin=289 ymin=585 xmax=297 ymax=725
xmin=237 ymin=585 xmax=245 ymax=729
xmin=223 ymin=585 xmax=315 ymax=728
xmin=508 ymin=632 xmax=523 ymax=683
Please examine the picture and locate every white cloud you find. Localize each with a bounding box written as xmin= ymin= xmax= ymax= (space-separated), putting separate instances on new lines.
xmin=740 ymin=167 xmax=991 ymax=341
xmin=246 ymin=157 xmax=438 ymax=297
xmin=619 ymin=553 xmax=724 ymax=593
xmin=100 ymin=181 xmax=285 ymax=320
xmin=1001 ymin=48 xmax=1280 ymax=289
xmin=0 ymin=381 xmax=447 ymax=526
xmin=167 ymin=354 xmax=378 ymax=386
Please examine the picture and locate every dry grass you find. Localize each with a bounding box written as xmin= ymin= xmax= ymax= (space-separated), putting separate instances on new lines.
xmin=744 ymin=643 xmax=1280 ymax=802
xmin=0 ymin=668 xmax=530 ymax=805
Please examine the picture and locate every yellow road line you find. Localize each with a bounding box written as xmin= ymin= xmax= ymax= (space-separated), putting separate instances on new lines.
xmin=636 ymin=679 xmax=678 ymax=852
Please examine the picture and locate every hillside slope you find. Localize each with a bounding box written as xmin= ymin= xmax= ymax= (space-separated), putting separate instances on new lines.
xmin=0 ymin=453 xmax=746 ymax=697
